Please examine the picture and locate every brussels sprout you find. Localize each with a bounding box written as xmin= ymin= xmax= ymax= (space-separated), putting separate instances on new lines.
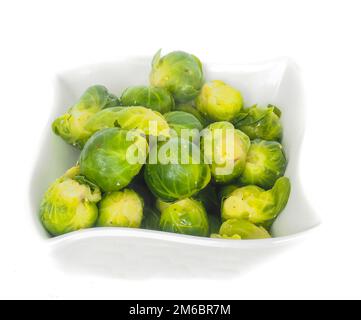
xmin=212 ymin=219 xmax=271 ymax=239
xmin=175 ymin=103 xmax=209 ymax=127
xmin=156 ymin=186 xmax=221 ymax=233
xmin=79 ymin=128 xmax=148 ymax=192
xmin=85 ymin=106 xmax=170 ymax=138
xmin=222 ymin=177 xmax=291 ymax=225
xmin=202 ymin=122 xmax=250 ymax=184
xmin=239 ymin=139 xmax=286 ymax=189
xmin=159 ymin=198 xmax=209 ymax=237
xmin=141 ymin=207 xmax=161 ymax=231
xmin=120 ymin=86 xmax=174 ymax=114
xmin=39 ymin=166 xmax=101 ymax=236
xmin=144 ymin=137 xmax=211 ymax=201
xmin=156 ymin=185 xmax=221 ymax=233
xmin=234 ymin=105 xmax=283 ymax=141
xmin=164 ymin=111 xmax=203 ymax=142
xmin=97 ymin=189 xmax=143 ymax=228
xmin=195 ymin=80 xmax=243 ymax=122
xmin=52 ymin=85 xmax=119 ymax=149
xmin=150 ymin=50 xmax=204 ymax=103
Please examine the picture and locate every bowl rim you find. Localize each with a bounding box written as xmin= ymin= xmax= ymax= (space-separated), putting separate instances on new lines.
xmin=55 ymin=55 xmax=299 ymax=80
xmin=48 ymin=223 xmax=320 ymax=249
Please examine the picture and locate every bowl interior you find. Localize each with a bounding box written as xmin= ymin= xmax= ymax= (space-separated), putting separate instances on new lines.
xmin=30 ymin=57 xmax=320 ymax=240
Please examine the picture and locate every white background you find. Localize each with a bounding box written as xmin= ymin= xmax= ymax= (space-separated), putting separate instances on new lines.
xmin=0 ymin=0 xmax=360 ymax=299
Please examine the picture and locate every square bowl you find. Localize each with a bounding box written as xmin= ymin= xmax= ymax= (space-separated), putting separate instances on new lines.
xmin=30 ymin=56 xmax=320 ymax=278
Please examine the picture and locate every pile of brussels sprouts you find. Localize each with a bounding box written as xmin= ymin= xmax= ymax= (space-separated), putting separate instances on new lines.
xmin=40 ymin=50 xmax=291 ymax=240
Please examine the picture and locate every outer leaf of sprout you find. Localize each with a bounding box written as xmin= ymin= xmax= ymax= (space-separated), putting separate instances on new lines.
xmin=52 ymin=85 xmax=119 ymax=149
xmin=85 ymin=106 xmax=170 ymax=138
xmin=120 ymin=86 xmax=174 ymax=114
xmin=234 ymin=105 xmax=283 ymax=141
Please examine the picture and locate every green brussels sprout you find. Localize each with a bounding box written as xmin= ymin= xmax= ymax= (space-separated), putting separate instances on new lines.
xmin=120 ymin=86 xmax=174 ymax=114
xmin=239 ymin=139 xmax=286 ymax=189
xmin=156 ymin=186 xmax=222 ymax=233
xmin=234 ymin=105 xmax=283 ymax=141
xmin=79 ymin=128 xmax=148 ymax=192
xmin=164 ymin=111 xmax=203 ymax=142
xmin=39 ymin=166 xmax=101 ymax=236
xmin=144 ymin=137 xmax=211 ymax=201
xmin=175 ymin=103 xmax=209 ymax=127
xmin=222 ymin=177 xmax=291 ymax=225
xmin=211 ymin=219 xmax=271 ymax=240
xmin=97 ymin=189 xmax=143 ymax=228
xmin=52 ymin=85 xmax=119 ymax=149
xmin=202 ymin=122 xmax=250 ymax=184
xmin=156 ymin=188 xmax=220 ymax=218
xmin=85 ymin=106 xmax=170 ymax=138
xmin=195 ymin=80 xmax=243 ymax=122
xmin=149 ymin=50 xmax=204 ymax=103
xmin=141 ymin=207 xmax=161 ymax=231
xmin=159 ymin=198 xmax=209 ymax=237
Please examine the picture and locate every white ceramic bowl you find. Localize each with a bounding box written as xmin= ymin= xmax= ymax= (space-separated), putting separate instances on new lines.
xmin=30 ymin=57 xmax=320 ymax=278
